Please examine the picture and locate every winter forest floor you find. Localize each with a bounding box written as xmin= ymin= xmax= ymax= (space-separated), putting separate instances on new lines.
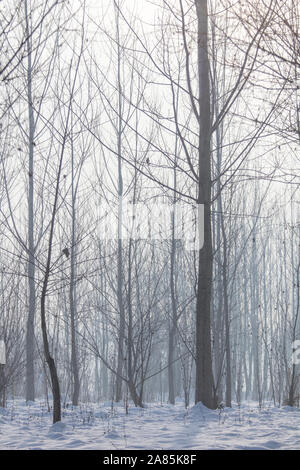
xmin=0 ymin=399 xmax=299 ymax=450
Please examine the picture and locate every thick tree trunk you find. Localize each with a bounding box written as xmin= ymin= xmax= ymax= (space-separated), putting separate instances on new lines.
xmin=194 ymin=0 xmax=216 ymax=409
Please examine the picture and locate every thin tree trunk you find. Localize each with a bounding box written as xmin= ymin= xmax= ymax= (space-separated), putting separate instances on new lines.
xmin=69 ymin=126 xmax=80 ymax=406
xmin=168 ymin=326 xmax=176 ymax=404
xmin=168 ymin=136 xmax=178 ymax=405
xmin=41 ymin=279 xmax=61 ymax=423
xmin=70 ymin=206 xmax=80 ymax=406
xmin=115 ymin=0 xmax=125 ymax=401
xmin=25 ymin=0 xmax=36 ymax=403
xmin=221 ymin=227 xmax=231 ymax=407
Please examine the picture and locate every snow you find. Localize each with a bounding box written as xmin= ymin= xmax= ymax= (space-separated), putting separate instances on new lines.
xmin=0 ymin=399 xmax=299 ymax=450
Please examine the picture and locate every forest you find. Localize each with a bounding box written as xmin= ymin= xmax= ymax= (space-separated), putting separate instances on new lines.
xmin=0 ymin=0 xmax=299 ymax=451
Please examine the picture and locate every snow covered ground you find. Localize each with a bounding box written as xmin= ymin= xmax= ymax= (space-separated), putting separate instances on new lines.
xmin=0 ymin=399 xmax=299 ymax=450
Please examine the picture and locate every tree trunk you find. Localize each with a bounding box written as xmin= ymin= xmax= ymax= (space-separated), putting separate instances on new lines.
xmin=70 ymin=134 xmax=80 ymax=406
xmin=41 ymin=283 xmax=61 ymax=423
xmin=168 ymin=192 xmax=177 ymax=405
xmin=115 ymin=0 xmax=125 ymax=402
xmin=168 ymin=326 xmax=176 ymax=405
xmin=25 ymin=0 xmax=35 ymax=403
xmin=194 ymin=0 xmax=216 ymax=409
xmin=70 ymin=245 xmax=80 ymax=406
xmin=220 ymin=203 xmax=231 ymax=407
